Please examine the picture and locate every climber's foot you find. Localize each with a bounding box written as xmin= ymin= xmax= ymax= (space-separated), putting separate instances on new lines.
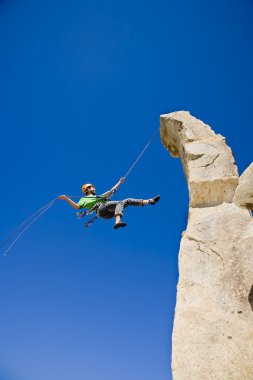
xmin=149 ymin=195 xmax=160 ymax=205
xmin=114 ymin=222 xmax=127 ymax=229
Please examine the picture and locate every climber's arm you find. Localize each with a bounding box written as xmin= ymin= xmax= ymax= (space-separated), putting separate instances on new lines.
xmin=58 ymin=195 xmax=81 ymax=210
xmin=101 ymin=177 xmax=125 ymax=198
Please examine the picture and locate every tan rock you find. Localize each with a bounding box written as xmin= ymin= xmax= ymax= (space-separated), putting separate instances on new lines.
xmin=160 ymin=111 xmax=253 ymax=379
xmin=233 ymin=162 xmax=253 ymax=210
xmin=160 ymin=111 xmax=238 ymax=207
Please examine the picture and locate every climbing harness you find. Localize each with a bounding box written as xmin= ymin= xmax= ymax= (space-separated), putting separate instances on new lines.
xmin=76 ymin=187 xmax=119 ymax=227
xmin=0 ymin=127 xmax=160 ymax=255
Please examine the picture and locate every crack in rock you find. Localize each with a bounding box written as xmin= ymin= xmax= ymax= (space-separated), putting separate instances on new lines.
xmin=210 ymin=247 xmax=224 ymax=261
xmin=187 ymin=235 xmax=224 ymax=261
xmin=200 ymin=154 xmax=220 ymax=168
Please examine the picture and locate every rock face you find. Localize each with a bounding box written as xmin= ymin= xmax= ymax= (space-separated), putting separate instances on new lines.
xmin=160 ymin=111 xmax=253 ymax=380
xmin=160 ymin=112 xmax=238 ymax=208
xmin=233 ymin=162 xmax=253 ymax=210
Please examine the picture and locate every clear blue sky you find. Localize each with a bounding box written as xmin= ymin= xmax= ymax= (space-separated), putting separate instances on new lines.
xmin=0 ymin=0 xmax=252 ymax=379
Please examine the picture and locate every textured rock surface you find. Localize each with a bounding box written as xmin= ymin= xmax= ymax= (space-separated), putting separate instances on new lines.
xmin=161 ymin=111 xmax=253 ymax=380
xmin=233 ymin=162 xmax=253 ymax=210
xmin=160 ymin=111 xmax=238 ymax=208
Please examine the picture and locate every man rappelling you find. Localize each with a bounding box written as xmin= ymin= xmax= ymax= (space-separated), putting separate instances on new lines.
xmin=1 ymin=128 xmax=161 ymax=254
xmin=59 ymin=177 xmax=160 ymax=229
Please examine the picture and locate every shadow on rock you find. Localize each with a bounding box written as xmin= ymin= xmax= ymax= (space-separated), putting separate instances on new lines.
xmin=248 ymin=284 xmax=253 ymax=311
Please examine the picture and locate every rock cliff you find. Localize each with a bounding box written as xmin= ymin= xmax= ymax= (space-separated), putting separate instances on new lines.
xmin=160 ymin=111 xmax=253 ymax=380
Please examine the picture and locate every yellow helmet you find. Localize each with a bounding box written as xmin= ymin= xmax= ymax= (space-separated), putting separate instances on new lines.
xmin=82 ymin=183 xmax=94 ymax=194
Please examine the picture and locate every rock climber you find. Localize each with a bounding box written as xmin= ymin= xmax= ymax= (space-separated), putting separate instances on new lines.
xmin=59 ymin=177 xmax=160 ymax=229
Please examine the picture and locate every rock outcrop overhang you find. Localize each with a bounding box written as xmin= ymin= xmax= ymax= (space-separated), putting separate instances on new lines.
xmin=160 ymin=111 xmax=238 ymax=208
xmin=160 ymin=111 xmax=253 ymax=380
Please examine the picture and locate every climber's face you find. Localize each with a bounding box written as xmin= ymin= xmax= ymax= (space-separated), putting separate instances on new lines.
xmin=86 ymin=185 xmax=96 ymax=195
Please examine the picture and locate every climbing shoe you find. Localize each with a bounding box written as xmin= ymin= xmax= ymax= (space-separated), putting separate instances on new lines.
xmin=149 ymin=195 xmax=160 ymax=205
xmin=114 ymin=222 xmax=127 ymax=229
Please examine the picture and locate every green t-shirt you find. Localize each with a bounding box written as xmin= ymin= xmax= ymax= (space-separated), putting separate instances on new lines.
xmin=78 ymin=195 xmax=106 ymax=210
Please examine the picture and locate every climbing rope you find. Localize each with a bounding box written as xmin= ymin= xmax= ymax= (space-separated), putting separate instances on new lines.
xmin=68 ymin=126 xmax=160 ymax=198
xmin=1 ymin=127 xmax=160 ymax=254
xmin=0 ymin=197 xmax=59 ymax=256
xmin=123 ymin=127 xmax=160 ymax=179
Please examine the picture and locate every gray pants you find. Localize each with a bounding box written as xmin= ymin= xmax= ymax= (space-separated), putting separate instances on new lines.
xmin=97 ymin=198 xmax=144 ymax=219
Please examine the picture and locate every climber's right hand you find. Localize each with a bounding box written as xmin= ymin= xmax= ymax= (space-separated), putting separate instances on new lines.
xmin=58 ymin=195 xmax=67 ymax=200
